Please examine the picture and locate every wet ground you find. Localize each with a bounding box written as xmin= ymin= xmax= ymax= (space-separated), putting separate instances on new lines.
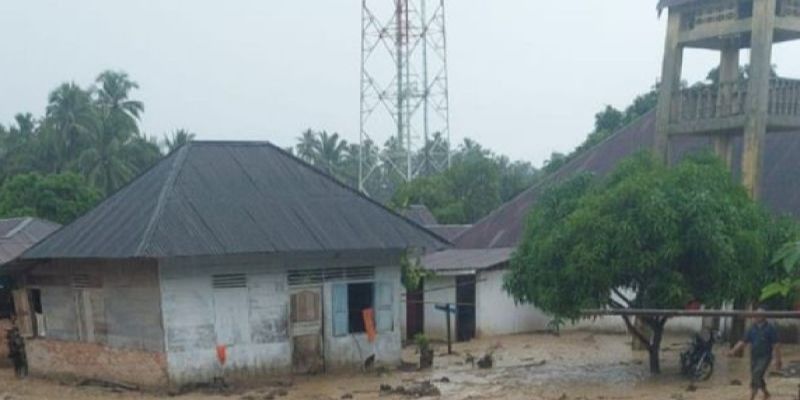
xmin=1 ymin=332 xmax=799 ymax=400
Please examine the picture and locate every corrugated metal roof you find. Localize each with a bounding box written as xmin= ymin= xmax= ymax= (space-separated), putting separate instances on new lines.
xmin=421 ymin=248 xmax=514 ymax=274
xmin=401 ymin=205 xmax=439 ymax=226
xmin=20 ymin=142 xmax=449 ymax=260
xmin=456 ymin=111 xmax=800 ymax=250
xmin=426 ymin=225 xmax=472 ymax=242
xmin=0 ymin=218 xmax=60 ymax=265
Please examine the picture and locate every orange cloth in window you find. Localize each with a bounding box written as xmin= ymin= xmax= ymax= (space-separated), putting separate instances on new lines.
xmin=216 ymin=345 xmax=227 ymax=365
xmin=362 ymin=308 xmax=376 ymax=343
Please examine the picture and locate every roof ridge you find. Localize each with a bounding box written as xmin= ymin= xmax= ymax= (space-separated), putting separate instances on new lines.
xmin=261 ymin=142 xmax=452 ymax=248
xmin=135 ymin=144 xmax=191 ymax=256
xmin=455 ymin=109 xmax=656 ymax=247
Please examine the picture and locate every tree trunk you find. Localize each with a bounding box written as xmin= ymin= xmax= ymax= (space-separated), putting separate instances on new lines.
xmin=648 ymin=324 xmax=664 ymax=374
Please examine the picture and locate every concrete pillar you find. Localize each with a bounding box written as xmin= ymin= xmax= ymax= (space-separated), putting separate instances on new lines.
xmin=655 ymin=8 xmax=684 ymax=164
xmin=714 ymin=44 xmax=740 ymax=169
xmin=742 ymin=0 xmax=776 ymax=200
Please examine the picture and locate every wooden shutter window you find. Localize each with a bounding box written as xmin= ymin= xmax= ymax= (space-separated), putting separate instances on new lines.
xmin=332 ymin=284 xmax=348 ymax=337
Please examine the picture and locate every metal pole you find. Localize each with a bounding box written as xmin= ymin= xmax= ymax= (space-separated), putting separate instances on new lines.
xmin=583 ymin=309 xmax=800 ymax=319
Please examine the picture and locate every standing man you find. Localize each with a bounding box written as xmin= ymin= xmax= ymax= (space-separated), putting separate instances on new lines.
xmin=6 ymin=317 xmax=27 ymax=378
xmin=729 ymin=309 xmax=782 ymax=400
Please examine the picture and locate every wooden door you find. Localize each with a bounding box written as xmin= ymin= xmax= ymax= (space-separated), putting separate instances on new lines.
xmin=290 ymin=287 xmax=323 ymax=374
xmin=456 ymin=275 xmax=476 ymax=342
xmin=406 ymin=282 xmax=424 ymax=341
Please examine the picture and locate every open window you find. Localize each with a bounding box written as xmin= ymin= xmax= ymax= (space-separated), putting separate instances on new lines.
xmin=333 ymin=281 xmax=393 ymax=337
xmin=347 ymin=283 xmax=374 ymax=333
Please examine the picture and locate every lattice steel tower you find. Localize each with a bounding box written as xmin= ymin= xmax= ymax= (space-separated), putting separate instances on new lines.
xmin=359 ymin=0 xmax=451 ymax=193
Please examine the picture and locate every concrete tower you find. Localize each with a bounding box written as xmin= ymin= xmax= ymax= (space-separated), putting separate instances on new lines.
xmin=656 ymin=0 xmax=800 ymax=199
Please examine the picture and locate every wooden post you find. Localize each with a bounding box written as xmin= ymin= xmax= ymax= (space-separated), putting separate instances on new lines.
xmin=742 ymin=0 xmax=776 ymax=200
xmin=655 ymin=8 xmax=684 ymax=163
xmin=445 ymin=303 xmax=452 ymax=355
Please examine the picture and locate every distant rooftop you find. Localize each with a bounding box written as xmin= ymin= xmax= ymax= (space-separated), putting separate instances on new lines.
xmin=0 ymin=217 xmax=60 ymax=265
xmin=401 ymin=205 xmax=439 ymax=226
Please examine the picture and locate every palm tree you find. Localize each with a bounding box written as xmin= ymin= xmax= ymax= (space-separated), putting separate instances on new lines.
xmin=164 ymin=129 xmax=196 ymax=152
xmin=295 ymin=129 xmax=319 ymax=163
xmin=45 ymin=82 xmax=95 ymax=171
xmin=313 ymin=131 xmax=347 ymax=175
xmin=79 ymin=70 xmax=149 ymax=194
xmin=94 ymin=70 xmax=144 ymax=136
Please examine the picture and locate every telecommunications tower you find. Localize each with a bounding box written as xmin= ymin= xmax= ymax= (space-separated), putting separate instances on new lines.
xmin=359 ymin=0 xmax=451 ymax=194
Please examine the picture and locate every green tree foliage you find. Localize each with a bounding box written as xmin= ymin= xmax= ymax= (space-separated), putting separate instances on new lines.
xmin=0 ymin=70 xmax=184 ymax=224
xmin=391 ymin=139 xmax=536 ymax=224
xmin=761 ymin=240 xmax=800 ymax=302
xmin=0 ymin=173 xmax=101 ymax=224
xmin=504 ymin=152 xmax=791 ymax=374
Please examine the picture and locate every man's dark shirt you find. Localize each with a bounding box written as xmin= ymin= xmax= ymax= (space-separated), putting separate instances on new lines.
xmin=745 ymin=321 xmax=778 ymax=359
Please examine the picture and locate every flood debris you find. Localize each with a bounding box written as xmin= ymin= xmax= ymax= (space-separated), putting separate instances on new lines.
xmin=341 ymin=394 xmax=353 ymax=399
xmin=379 ymin=381 xmax=440 ymax=397
xmin=172 ymin=378 xmax=230 ymax=396
xmin=730 ymin=379 xmax=742 ymax=386
xmin=476 ymin=353 xmax=493 ymax=369
xmin=76 ymin=378 xmax=139 ymax=393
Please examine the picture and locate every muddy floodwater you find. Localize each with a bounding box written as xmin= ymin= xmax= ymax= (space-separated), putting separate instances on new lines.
xmin=2 ymin=332 xmax=799 ymax=399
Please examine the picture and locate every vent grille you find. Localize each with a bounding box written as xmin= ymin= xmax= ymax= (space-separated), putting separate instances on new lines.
xmin=288 ymin=267 xmax=374 ymax=286
xmin=212 ymin=273 xmax=247 ymax=289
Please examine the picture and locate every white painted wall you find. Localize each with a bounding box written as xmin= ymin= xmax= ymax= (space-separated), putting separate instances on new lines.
xmin=322 ymin=265 xmax=402 ymax=370
xmin=159 ymin=252 xmax=404 ymax=385
xmin=422 ymin=275 xmax=456 ymax=341
xmin=160 ymin=259 xmax=291 ymax=385
xmin=475 ymin=269 xmax=550 ymax=337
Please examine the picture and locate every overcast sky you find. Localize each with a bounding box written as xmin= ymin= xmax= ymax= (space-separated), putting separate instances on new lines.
xmin=1 ymin=1 xmax=798 ymax=167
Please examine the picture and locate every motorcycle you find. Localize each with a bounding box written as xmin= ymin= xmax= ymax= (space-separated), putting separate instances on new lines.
xmin=680 ymin=329 xmax=716 ymax=381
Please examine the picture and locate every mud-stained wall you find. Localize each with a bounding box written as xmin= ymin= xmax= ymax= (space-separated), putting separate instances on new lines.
xmin=322 ymin=265 xmax=402 ymax=371
xmin=422 ymin=275 xmax=456 ymax=341
xmin=22 ymin=259 xmax=165 ymax=387
xmin=159 ymin=257 xmax=290 ymax=385
xmin=26 ymin=339 xmax=168 ymax=387
xmin=159 ymin=251 xmax=403 ymax=385
xmin=28 ymin=259 xmax=164 ymax=351
xmin=475 ymin=269 xmax=550 ymax=337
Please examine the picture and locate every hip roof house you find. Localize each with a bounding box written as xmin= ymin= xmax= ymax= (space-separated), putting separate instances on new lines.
xmin=4 ymin=141 xmax=447 ymax=389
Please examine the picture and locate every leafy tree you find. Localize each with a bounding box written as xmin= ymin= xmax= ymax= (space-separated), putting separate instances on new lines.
xmin=391 ymin=138 xmax=537 ymax=224
xmin=761 ymin=240 xmax=800 ymax=302
xmin=0 ymin=172 xmax=101 ymax=224
xmin=505 ymin=152 xmax=783 ymax=374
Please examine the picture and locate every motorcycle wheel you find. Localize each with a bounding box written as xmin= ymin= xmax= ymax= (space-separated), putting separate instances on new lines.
xmin=694 ymin=360 xmax=714 ymax=381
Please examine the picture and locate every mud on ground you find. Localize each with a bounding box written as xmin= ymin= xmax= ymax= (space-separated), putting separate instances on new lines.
xmin=1 ymin=332 xmax=798 ymax=400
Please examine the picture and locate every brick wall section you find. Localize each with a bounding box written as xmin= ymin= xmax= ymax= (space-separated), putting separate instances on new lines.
xmin=26 ymin=339 xmax=168 ymax=388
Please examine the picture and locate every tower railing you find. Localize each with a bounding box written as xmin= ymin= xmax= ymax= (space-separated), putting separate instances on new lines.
xmin=671 ymin=78 xmax=800 ymax=127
